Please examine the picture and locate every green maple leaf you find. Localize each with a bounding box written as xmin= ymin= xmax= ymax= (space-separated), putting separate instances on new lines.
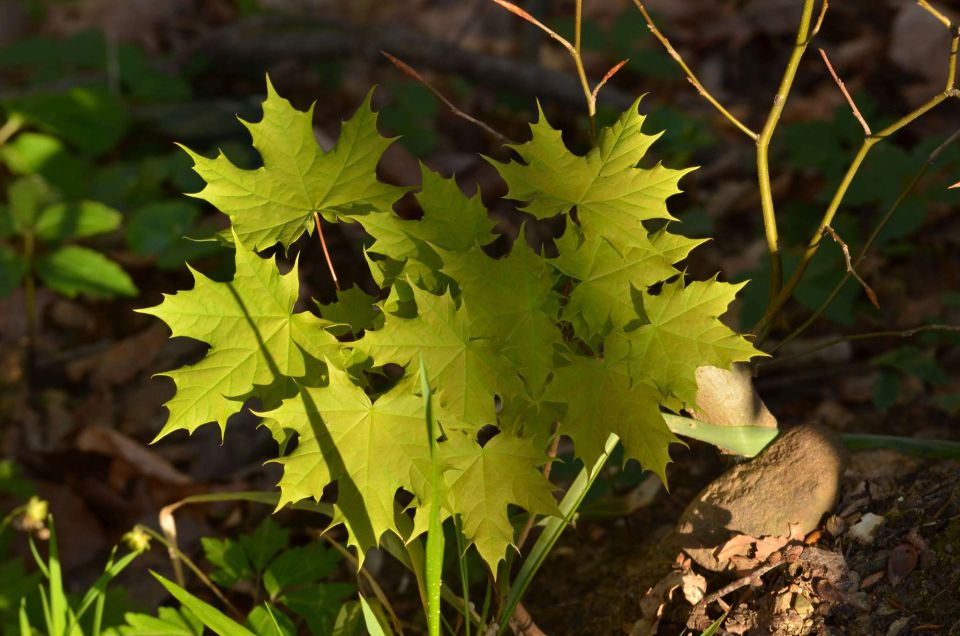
xmin=605 ymin=277 xmax=761 ymax=407
xmin=357 ymin=165 xmax=496 ymax=287
xmin=438 ymin=241 xmax=562 ymax=397
xmin=442 ymin=431 xmax=561 ymax=569
xmin=139 ymin=237 xmax=338 ymax=438
xmin=491 ymin=99 xmax=692 ymax=249
xmin=179 ymin=77 xmax=405 ymax=251
xmin=546 ymin=356 xmax=678 ymax=482
xmin=260 ymin=366 xmax=432 ymax=557
xmin=552 ymin=225 xmax=705 ymax=341
xmin=356 ymin=284 xmax=517 ymax=430
xmin=316 ymin=285 xmax=383 ymax=336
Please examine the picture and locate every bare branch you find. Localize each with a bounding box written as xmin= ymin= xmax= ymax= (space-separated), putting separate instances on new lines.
xmin=381 ymin=51 xmax=511 ymax=145
xmin=918 ymin=0 xmax=953 ymax=29
xmin=818 ymin=48 xmax=871 ymax=135
xmin=630 ymin=0 xmax=758 ymax=140
xmin=822 ymin=226 xmax=878 ymax=308
xmin=810 ymin=0 xmax=829 ymax=39
xmin=590 ymin=59 xmax=629 ymax=103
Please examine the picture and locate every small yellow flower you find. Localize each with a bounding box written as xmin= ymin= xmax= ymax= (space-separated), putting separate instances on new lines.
xmin=123 ymin=527 xmax=152 ymax=554
xmin=21 ymin=496 xmax=48 ymax=531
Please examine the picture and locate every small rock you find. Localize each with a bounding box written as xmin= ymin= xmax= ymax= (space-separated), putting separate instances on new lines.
xmin=824 ymin=515 xmax=845 ymax=537
xmin=675 ymin=424 xmax=846 ymax=571
xmin=690 ymin=363 xmax=778 ymax=429
xmin=849 ymin=513 xmax=884 ymax=545
xmin=887 ymin=544 xmax=918 ymax=587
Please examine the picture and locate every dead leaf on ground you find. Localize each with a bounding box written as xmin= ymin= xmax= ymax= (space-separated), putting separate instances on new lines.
xmin=631 ymin=560 xmax=707 ymax=636
xmin=75 ymin=425 xmax=191 ymax=486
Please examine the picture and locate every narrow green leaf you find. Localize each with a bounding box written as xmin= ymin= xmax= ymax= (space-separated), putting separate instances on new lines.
xmin=498 ymin=433 xmax=619 ymax=633
xmin=358 ymin=596 xmax=392 ymax=636
xmin=662 ymin=413 xmax=777 ymax=457
xmin=150 ymin=572 xmax=255 ymax=636
xmin=47 ymin=518 xmax=66 ymax=636
xmin=420 ymin=355 xmax=444 ymax=636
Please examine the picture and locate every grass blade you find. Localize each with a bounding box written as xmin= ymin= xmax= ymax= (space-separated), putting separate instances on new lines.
xmin=420 ymin=354 xmax=445 ymax=636
xmin=46 ymin=518 xmax=67 ymax=636
xmin=359 ymin=595 xmax=393 ymax=636
xmin=840 ymin=434 xmax=960 ymax=459
xmin=151 ymin=571 xmax=255 ymax=636
xmin=497 ymin=432 xmax=619 ymax=633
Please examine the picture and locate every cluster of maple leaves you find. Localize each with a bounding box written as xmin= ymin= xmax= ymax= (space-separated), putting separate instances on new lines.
xmin=141 ymin=78 xmax=760 ymax=569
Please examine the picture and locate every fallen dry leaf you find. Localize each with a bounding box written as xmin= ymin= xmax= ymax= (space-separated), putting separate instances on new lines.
xmin=75 ymin=425 xmax=191 ymax=486
xmin=631 ymin=566 xmax=707 ymax=636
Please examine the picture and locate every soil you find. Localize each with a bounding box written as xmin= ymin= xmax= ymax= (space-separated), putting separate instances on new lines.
xmin=525 ymin=442 xmax=960 ymax=636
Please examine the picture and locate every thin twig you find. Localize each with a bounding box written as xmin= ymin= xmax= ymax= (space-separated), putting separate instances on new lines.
xmin=381 ymin=51 xmax=512 ymax=145
xmin=574 ymin=0 xmax=583 ymax=55
xmin=767 ymin=324 xmax=960 ymax=366
xmin=947 ymin=30 xmax=959 ymax=91
xmin=818 ymin=48 xmax=871 ymax=135
xmin=313 ymin=212 xmax=340 ymax=291
xmin=771 ymin=128 xmax=960 ymax=352
xmin=489 ymin=0 xmax=596 ymax=140
xmin=809 ymin=0 xmax=829 ymax=40
xmin=918 ymin=0 xmax=953 ymax=29
xmin=699 ymin=561 xmax=786 ymax=607
xmin=591 ymin=59 xmax=629 ymax=103
xmin=631 ymin=0 xmax=757 ymax=140
xmin=822 ymin=226 xmax=878 ymax=307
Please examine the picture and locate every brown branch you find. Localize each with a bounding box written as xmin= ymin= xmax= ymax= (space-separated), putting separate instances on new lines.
xmin=822 ymin=226 xmax=878 ymax=308
xmin=630 ymin=0 xmax=757 ymax=140
xmin=313 ymin=212 xmax=340 ymax=291
xmin=591 ymin=58 xmax=629 ymax=103
xmin=381 ymin=51 xmax=511 ymax=144
xmin=818 ymin=48 xmax=871 ymax=135
xmin=508 ymin=603 xmax=547 ymax=636
xmin=766 ymin=324 xmax=960 ymax=366
xmin=810 ymin=0 xmax=829 ymax=40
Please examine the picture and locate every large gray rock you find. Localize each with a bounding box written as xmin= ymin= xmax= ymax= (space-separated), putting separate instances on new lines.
xmin=676 ymin=424 xmax=846 ymax=571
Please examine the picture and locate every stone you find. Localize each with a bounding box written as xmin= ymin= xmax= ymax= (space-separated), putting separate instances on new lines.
xmin=690 ymin=363 xmax=778 ymax=430
xmin=675 ymin=424 xmax=846 ymax=571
